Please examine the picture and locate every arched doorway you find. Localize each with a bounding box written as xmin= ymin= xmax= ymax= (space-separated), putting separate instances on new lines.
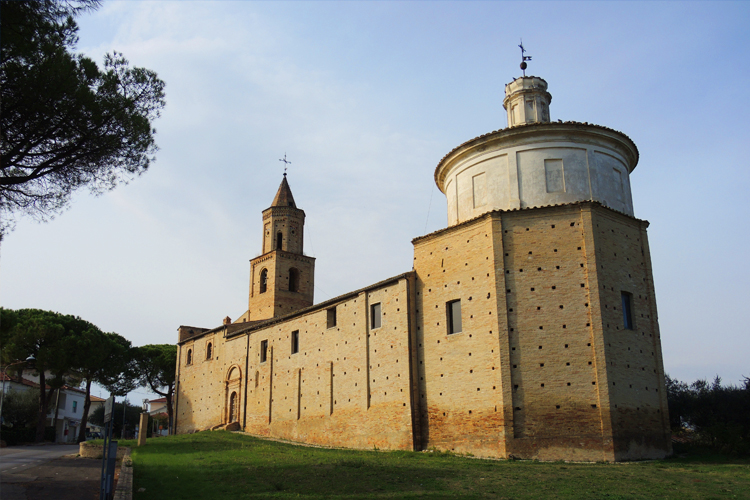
xmin=229 ymin=391 xmax=238 ymax=423
xmin=225 ymin=366 xmax=242 ymax=425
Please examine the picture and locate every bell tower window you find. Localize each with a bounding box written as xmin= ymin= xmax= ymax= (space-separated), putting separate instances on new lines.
xmin=289 ymin=268 xmax=299 ymax=292
xmin=276 ymin=232 xmax=283 ymax=250
xmin=260 ymin=269 xmax=268 ymax=294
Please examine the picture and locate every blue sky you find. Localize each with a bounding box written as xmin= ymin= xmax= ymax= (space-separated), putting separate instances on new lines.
xmin=2 ymin=1 xmax=749 ymax=403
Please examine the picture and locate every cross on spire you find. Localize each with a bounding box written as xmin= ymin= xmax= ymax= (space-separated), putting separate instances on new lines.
xmin=279 ymin=153 xmax=291 ymax=176
xmin=518 ymin=39 xmax=532 ymax=77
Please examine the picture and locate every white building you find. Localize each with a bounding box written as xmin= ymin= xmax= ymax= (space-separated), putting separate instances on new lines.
xmin=48 ymin=385 xmax=105 ymax=442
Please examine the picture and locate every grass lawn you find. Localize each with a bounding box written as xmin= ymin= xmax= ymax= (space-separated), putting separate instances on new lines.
xmin=130 ymin=431 xmax=750 ymax=499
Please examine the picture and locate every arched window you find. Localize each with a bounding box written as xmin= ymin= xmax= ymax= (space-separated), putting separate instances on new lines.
xmin=206 ymin=342 xmax=212 ymax=360
xmin=229 ymin=391 xmax=237 ymax=423
xmin=186 ymin=349 xmax=192 ymax=365
xmin=289 ymin=268 xmax=299 ymax=292
xmin=260 ymin=269 xmax=268 ymax=293
xmin=276 ymin=232 xmax=283 ymax=250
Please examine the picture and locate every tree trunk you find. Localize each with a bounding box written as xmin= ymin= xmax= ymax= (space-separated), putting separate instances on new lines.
xmin=53 ymin=389 xmax=62 ymax=442
xmin=165 ymin=384 xmax=174 ymax=435
xmin=77 ymin=378 xmax=92 ymax=443
xmin=35 ymin=371 xmax=49 ymax=442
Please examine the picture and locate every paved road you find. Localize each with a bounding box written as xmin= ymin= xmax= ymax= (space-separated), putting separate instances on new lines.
xmin=0 ymin=445 xmax=79 ymax=474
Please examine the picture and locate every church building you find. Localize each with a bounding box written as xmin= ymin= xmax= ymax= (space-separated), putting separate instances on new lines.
xmin=173 ymin=71 xmax=672 ymax=462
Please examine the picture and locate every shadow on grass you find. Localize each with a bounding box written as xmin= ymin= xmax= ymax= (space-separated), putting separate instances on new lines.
xmin=129 ymin=432 xmax=750 ymax=500
xmin=666 ymin=442 xmax=750 ymax=465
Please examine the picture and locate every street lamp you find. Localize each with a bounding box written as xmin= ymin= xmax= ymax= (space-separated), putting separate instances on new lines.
xmin=0 ymin=355 xmax=36 ymax=425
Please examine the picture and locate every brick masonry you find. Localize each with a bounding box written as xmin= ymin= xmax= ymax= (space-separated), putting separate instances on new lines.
xmin=174 ymin=201 xmax=671 ymax=461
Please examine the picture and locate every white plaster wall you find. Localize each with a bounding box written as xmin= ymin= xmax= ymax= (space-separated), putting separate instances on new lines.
xmin=446 ymin=179 xmax=457 ymax=225
xmin=517 ymin=147 xmax=590 ymax=208
xmin=590 ymin=151 xmax=633 ymax=215
xmin=439 ymin=129 xmax=636 ymax=225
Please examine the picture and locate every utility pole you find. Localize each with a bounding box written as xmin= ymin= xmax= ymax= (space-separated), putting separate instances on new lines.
xmin=121 ymin=398 xmax=128 ymax=438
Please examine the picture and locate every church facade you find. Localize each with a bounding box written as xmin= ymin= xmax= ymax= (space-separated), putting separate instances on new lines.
xmin=173 ymin=74 xmax=672 ymax=461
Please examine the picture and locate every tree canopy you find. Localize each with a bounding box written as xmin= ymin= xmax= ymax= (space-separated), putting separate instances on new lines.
xmin=667 ymin=374 xmax=750 ymax=455
xmin=0 ymin=0 xmax=165 ymax=234
xmin=88 ymin=399 xmax=143 ymax=439
xmin=0 ymin=388 xmax=38 ymax=428
xmin=1 ymin=308 xmax=79 ymax=441
xmin=68 ymin=328 xmax=132 ymax=442
xmin=132 ymin=344 xmax=177 ymax=433
xmin=1 ymin=307 xmax=135 ymax=442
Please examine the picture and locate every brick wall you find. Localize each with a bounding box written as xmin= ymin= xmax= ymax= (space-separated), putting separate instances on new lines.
xmin=412 ymin=202 xmax=670 ymax=461
xmin=585 ymin=207 xmax=671 ymax=460
xmin=175 ymin=202 xmax=670 ymax=461
xmin=413 ymin=215 xmax=509 ymax=458
xmin=176 ymin=275 xmax=419 ymax=451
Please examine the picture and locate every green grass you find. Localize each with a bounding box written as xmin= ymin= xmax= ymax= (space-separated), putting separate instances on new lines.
xmin=130 ymin=431 xmax=750 ymax=499
xmin=87 ymin=438 xmax=137 ymax=447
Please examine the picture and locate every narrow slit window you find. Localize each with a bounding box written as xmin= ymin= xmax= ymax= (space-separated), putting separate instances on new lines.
xmin=276 ymin=232 xmax=283 ymax=250
xmin=291 ymin=330 xmax=299 ymax=354
xmin=206 ymin=342 xmax=212 ymax=360
xmin=260 ymin=340 xmax=268 ymax=363
xmin=327 ymin=307 xmax=337 ymax=328
xmin=447 ymin=299 xmax=462 ymax=334
xmin=259 ymin=269 xmax=268 ymax=294
xmin=621 ymin=291 xmax=634 ymax=330
xmin=371 ymin=303 xmax=381 ymax=329
xmin=289 ymin=268 xmax=300 ymax=292
xmin=186 ymin=349 xmax=192 ymax=365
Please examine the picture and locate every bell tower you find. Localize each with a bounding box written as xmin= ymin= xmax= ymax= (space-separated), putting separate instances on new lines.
xmin=242 ymin=175 xmax=315 ymax=322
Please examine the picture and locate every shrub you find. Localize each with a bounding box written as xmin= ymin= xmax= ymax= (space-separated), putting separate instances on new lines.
xmin=666 ymin=374 xmax=750 ymax=455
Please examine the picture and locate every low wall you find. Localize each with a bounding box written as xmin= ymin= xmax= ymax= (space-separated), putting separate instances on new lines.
xmin=79 ymin=441 xmax=128 ymax=459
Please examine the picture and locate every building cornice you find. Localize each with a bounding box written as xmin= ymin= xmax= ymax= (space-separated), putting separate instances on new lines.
xmin=434 ymin=121 xmax=639 ymax=192
xmin=412 ymin=200 xmax=648 ymax=245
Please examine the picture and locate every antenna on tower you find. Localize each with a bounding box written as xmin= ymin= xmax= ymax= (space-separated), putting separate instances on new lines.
xmin=279 ymin=153 xmax=291 ymax=176
xmin=519 ymin=39 xmax=532 ymax=77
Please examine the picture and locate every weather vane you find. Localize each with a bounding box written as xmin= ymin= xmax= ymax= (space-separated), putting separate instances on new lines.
xmin=279 ymin=153 xmax=291 ymax=176
xmin=519 ymin=39 xmax=532 ymax=77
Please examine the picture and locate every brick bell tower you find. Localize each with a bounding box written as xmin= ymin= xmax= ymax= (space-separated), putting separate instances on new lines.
xmin=244 ymin=175 xmax=315 ymax=321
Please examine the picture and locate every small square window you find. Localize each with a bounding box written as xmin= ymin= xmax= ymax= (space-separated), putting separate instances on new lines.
xmin=621 ymin=291 xmax=635 ymax=330
xmin=291 ymin=330 xmax=299 ymax=354
xmin=327 ymin=307 xmax=337 ymax=329
xmin=447 ymin=300 xmax=462 ymax=335
xmin=260 ymin=340 xmax=268 ymax=363
xmin=371 ymin=303 xmax=381 ymax=329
